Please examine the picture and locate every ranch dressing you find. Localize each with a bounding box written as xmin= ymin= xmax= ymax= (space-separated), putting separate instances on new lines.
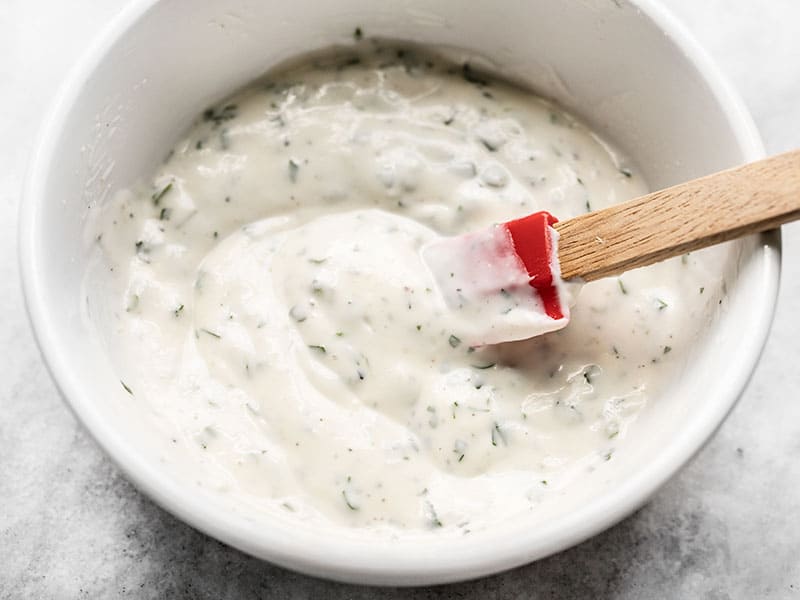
xmin=88 ymin=41 xmax=720 ymax=534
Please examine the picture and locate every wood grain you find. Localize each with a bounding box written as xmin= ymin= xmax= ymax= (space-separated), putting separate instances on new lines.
xmin=554 ymin=149 xmax=800 ymax=281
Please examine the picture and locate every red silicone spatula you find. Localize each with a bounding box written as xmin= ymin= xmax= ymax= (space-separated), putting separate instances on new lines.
xmin=424 ymin=149 xmax=800 ymax=344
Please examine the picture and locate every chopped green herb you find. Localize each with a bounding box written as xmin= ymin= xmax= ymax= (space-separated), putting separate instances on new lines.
xmin=618 ymin=278 xmax=628 ymax=295
xmin=425 ymin=500 xmax=443 ymax=527
xmin=126 ymin=294 xmax=140 ymax=313
xmin=202 ymin=104 xmax=238 ymax=126
xmin=663 ymin=346 xmax=672 ymax=354
xmin=288 ymin=158 xmax=300 ymax=183
xmin=480 ymin=139 xmax=498 ymax=152
xmin=619 ymin=167 xmax=632 ymax=178
xmin=151 ymin=182 xmax=173 ymax=206
xmin=200 ymin=328 xmax=221 ymax=339
xmin=353 ymin=26 xmax=363 ymax=41
xmin=173 ymin=304 xmax=184 ymax=317
xmin=655 ymin=298 xmax=668 ymax=310
xmin=700 ymin=287 xmax=705 ymax=294
xmin=472 ymin=362 xmax=496 ymax=370
xmin=448 ymin=334 xmax=462 ymax=348
xmin=159 ymin=207 xmax=171 ymax=221
xmin=461 ymin=62 xmax=489 ymax=86
xmin=583 ymin=365 xmax=599 ymax=385
xmin=490 ymin=422 xmax=507 ymax=447
xmin=120 ymin=380 xmax=133 ymax=395
xmin=308 ymin=344 xmax=327 ymax=354
xmin=342 ymin=489 xmax=358 ymax=510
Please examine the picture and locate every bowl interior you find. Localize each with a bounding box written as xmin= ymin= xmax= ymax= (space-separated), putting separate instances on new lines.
xmin=21 ymin=0 xmax=775 ymax=585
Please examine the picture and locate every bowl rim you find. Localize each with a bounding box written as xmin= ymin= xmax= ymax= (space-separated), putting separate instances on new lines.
xmin=19 ymin=0 xmax=779 ymax=586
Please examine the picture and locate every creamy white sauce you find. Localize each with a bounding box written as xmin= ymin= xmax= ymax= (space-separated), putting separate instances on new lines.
xmin=87 ymin=42 xmax=722 ymax=535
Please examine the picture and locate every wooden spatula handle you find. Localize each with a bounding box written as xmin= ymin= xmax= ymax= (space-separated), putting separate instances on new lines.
xmin=554 ymin=149 xmax=800 ymax=281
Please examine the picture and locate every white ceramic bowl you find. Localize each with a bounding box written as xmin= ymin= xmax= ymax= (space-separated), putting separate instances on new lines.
xmin=20 ymin=0 xmax=778 ymax=586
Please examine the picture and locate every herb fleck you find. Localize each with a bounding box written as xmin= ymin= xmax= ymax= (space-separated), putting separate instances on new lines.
xmin=491 ymin=422 xmax=507 ymax=447
xmin=308 ymin=344 xmax=327 ymax=354
xmin=425 ymin=500 xmax=443 ymax=527
xmin=618 ymin=278 xmax=628 ymax=295
xmin=461 ymin=62 xmax=489 ymax=86
xmin=199 ymin=328 xmax=221 ymax=339
xmin=120 ymin=380 xmax=133 ymax=395
xmin=480 ymin=139 xmax=498 ymax=152
xmin=342 ymin=489 xmax=358 ymax=511
xmin=202 ymin=104 xmax=238 ymax=126
xmin=472 ymin=362 xmax=496 ymax=370
xmin=448 ymin=334 xmax=462 ymax=348
xmin=288 ymin=158 xmax=300 ymax=183
xmin=151 ymin=182 xmax=173 ymax=206
xmin=126 ymin=294 xmax=140 ymax=313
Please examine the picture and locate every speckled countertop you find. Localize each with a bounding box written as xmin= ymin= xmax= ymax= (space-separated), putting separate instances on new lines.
xmin=1 ymin=1 xmax=799 ymax=597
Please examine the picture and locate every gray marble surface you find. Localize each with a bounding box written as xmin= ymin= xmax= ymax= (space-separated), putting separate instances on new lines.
xmin=2 ymin=1 xmax=799 ymax=597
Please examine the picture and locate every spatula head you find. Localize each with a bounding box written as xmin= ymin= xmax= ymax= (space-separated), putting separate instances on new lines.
xmin=422 ymin=211 xmax=570 ymax=345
